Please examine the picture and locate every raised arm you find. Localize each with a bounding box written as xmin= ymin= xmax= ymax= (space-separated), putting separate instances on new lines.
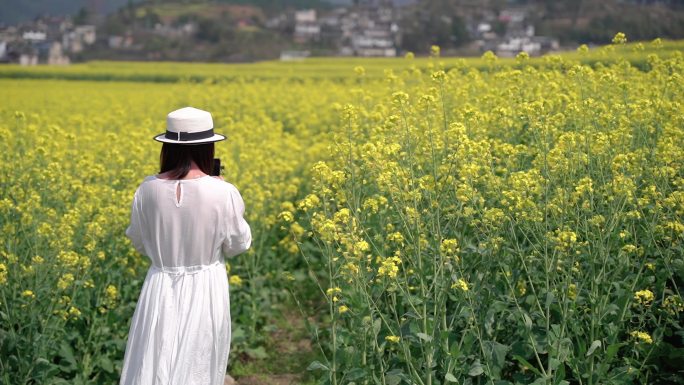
xmin=221 ymin=185 xmax=252 ymax=258
xmin=125 ymin=188 xmax=146 ymax=256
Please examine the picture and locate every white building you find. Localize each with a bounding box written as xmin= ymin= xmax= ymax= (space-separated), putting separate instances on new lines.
xmin=62 ymin=25 xmax=96 ymax=53
xmin=22 ymin=31 xmax=47 ymax=42
xmin=48 ymin=41 xmax=70 ymax=65
xmin=294 ymin=9 xmax=320 ymax=43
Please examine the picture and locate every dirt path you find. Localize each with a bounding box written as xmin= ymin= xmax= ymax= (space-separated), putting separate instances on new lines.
xmin=227 ymin=309 xmax=318 ymax=385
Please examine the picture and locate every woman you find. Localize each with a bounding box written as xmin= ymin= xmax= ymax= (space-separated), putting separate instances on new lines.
xmin=120 ymin=106 xmax=251 ymax=384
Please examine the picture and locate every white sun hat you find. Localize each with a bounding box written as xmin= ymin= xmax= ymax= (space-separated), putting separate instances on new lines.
xmin=153 ymin=106 xmax=226 ymax=144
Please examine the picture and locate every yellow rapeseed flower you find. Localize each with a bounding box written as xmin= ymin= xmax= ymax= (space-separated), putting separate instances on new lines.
xmin=663 ymin=295 xmax=684 ymax=315
xmin=105 ymin=285 xmax=118 ymax=301
xmin=297 ymin=194 xmax=320 ymax=211
xmin=57 ymin=273 xmax=75 ymax=290
xmin=338 ymin=305 xmax=349 ymax=314
xmin=0 ymin=263 xmax=7 ymax=285
xmin=290 ymin=222 xmax=305 ymax=238
xmin=516 ymin=280 xmax=527 ymax=296
xmin=68 ymin=306 xmax=82 ymax=319
xmin=612 ymin=32 xmax=627 ymax=45
xmin=22 ymin=290 xmax=36 ymax=299
xmin=342 ymin=262 xmax=359 ymax=276
xmin=282 ymin=271 xmax=295 ymax=281
xmin=451 ymin=278 xmax=469 ymax=292
xmin=385 ymin=335 xmax=400 ymax=343
xmin=630 ymin=330 xmax=652 ymax=344
xmin=326 ymin=287 xmax=342 ymax=296
xmin=388 ymin=232 xmax=404 ymax=244
xmin=440 ymin=239 xmax=459 ymax=256
xmin=57 ymin=251 xmax=79 ymax=267
xmin=634 ymin=289 xmax=654 ymax=305
xmin=229 ymin=275 xmax=243 ymax=286
xmin=378 ymin=257 xmax=401 ymax=278
xmin=278 ymin=210 xmax=294 ymax=223
xmin=568 ymin=284 xmax=577 ymax=300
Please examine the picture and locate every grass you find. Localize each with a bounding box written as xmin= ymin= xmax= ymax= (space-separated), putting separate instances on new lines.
xmin=0 ymin=39 xmax=680 ymax=83
xmin=229 ymin=307 xmax=321 ymax=385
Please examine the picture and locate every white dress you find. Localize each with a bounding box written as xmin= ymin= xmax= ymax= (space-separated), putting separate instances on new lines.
xmin=120 ymin=175 xmax=251 ymax=385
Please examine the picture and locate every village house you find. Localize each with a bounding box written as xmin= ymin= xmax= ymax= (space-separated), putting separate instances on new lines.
xmin=0 ymin=16 xmax=96 ymax=64
xmin=294 ymin=9 xmax=320 ymax=43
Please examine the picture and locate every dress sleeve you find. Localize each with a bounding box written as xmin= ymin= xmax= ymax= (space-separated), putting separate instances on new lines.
xmin=221 ymin=185 xmax=252 ymax=258
xmin=125 ymin=188 xmax=146 ymax=255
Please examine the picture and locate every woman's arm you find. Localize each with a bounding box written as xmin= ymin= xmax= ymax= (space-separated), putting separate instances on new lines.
xmin=125 ymin=188 xmax=146 ymax=255
xmin=221 ymin=185 xmax=252 ymax=258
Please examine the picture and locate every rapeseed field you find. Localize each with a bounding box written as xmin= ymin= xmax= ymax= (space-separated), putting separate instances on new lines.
xmin=1 ymin=36 xmax=682 ymax=384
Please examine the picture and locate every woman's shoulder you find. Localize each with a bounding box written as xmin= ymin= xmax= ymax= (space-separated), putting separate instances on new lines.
xmin=129 ymin=175 xmax=157 ymax=192
xmin=206 ymin=177 xmax=243 ymax=198
xmin=135 ymin=175 xmax=161 ymax=189
xmin=133 ymin=174 xmax=241 ymax=195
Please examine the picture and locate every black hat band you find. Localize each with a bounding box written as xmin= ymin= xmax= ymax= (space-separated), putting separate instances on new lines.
xmin=165 ymin=128 xmax=214 ymax=141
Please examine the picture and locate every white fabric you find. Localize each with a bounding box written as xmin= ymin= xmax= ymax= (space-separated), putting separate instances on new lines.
xmin=154 ymin=106 xmax=226 ymax=144
xmin=167 ymin=107 xmax=213 ymax=134
xmin=120 ymin=175 xmax=251 ymax=385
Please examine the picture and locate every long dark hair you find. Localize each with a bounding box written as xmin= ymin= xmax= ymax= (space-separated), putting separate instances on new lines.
xmin=160 ymin=142 xmax=214 ymax=179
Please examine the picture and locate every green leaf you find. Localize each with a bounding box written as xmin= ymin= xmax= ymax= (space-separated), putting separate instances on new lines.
xmin=445 ymin=373 xmax=458 ymax=382
xmin=522 ymin=312 xmax=533 ymax=329
xmin=231 ymin=327 xmax=246 ymax=342
xmin=372 ymin=318 xmax=382 ymax=336
xmin=386 ymin=374 xmax=401 ymax=385
xmin=35 ymin=357 xmax=51 ymax=366
xmin=512 ymin=355 xmax=543 ymax=377
xmin=485 ymin=340 xmax=510 ymax=369
xmin=58 ymin=342 xmax=76 ymax=367
xmin=245 ymin=346 xmax=268 ymax=359
xmin=417 ymin=332 xmax=432 ymax=342
xmin=605 ymin=343 xmax=621 ymax=361
xmin=99 ymin=356 xmax=114 ymax=373
xmin=586 ymin=340 xmax=602 ymax=357
xmin=307 ymin=360 xmax=330 ymax=372
xmin=549 ymin=358 xmax=562 ymax=371
xmin=468 ymin=360 xmax=484 ymax=376
xmin=48 ymin=378 xmax=70 ymax=385
xmin=345 ymin=368 xmax=366 ymax=381
xmin=545 ymin=292 xmax=556 ymax=308
xmin=449 ymin=341 xmax=461 ymax=358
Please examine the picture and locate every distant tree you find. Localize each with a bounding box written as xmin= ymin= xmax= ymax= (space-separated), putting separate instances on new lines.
xmin=400 ymin=0 xmax=472 ymax=53
xmin=492 ymin=19 xmax=507 ymax=36
xmin=451 ymin=15 xmax=470 ymax=46
xmin=176 ymin=13 xmax=198 ymax=26
xmin=103 ymin=14 xmax=127 ymax=35
xmin=139 ymin=8 xmax=161 ymax=28
xmin=74 ymin=6 xmax=89 ymax=25
xmin=195 ymin=16 xmax=234 ymax=43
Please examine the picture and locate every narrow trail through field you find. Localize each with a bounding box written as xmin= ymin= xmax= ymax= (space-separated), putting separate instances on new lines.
xmin=226 ymin=308 xmax=318 ymax=385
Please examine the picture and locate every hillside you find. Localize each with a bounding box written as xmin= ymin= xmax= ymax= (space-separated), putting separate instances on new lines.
xmin=0 ymin=0 xmax=139 ymax=25
xmin=0 ymin=0 xmax=329 ymax=25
